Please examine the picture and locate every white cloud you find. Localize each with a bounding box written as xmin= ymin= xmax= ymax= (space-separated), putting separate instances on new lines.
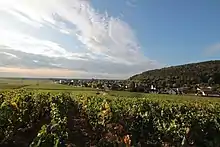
xmin=126 ymin=0 xmax=138 ymax=7
xmin=205 ymin=43 xmax=220 ymax=56
xmin=0 ymin=0 xmax=160 ymax=78
xmin=0 ymin=67 xmax=134 ymax=79
xmin=0 ymin=29 xmax=88 ymax=60
xmin=33 ymin=60 xmax=39 ymax=63
xmin=0 ymin=51 xmax=19 ymax=59
xmin=4 ymin=9 xmax=43 ymax=28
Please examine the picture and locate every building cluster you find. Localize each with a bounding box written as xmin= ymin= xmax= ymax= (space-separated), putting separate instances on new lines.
xmin=195 ymin=86 xmax=220 ymax=97
xmin=54 ymin=79 xmax=220 ymax=97
xmin=54 ymin=79 xmax=129 ymax=91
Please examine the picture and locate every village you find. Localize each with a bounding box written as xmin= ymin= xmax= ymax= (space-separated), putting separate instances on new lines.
xmin=55 ymin=79 xmax=220 ymax=97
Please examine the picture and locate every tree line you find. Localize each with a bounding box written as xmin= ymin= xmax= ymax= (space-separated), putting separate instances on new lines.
xmin=129 ymin=60 xmax=220 ymax=90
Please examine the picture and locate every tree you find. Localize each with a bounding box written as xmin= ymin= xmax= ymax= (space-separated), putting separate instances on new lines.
xmin=213 ymin=73 xmax=220 ymax=84
xmin=129 ymin=60 xmax=220 ymax=88
xmin=128 ymin=81 xmax=136 ymax=92
xmin=111 ymin=83 xmax=120 ymax=91
xmin=136 ymin=83 xmax=144 ymax=92
xmin=208 ymin=77 xmax=214 ymax=86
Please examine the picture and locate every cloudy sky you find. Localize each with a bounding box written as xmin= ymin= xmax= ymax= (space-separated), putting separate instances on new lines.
xmin=0 ymin=0 xmax=219 ymax=79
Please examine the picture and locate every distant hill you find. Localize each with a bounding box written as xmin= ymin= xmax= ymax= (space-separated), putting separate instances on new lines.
xmin=129 ymin=60 xmax=220 ymax=88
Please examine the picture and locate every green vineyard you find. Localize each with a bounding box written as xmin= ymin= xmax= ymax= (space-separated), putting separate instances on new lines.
xmin=0 ymin=90 xmax=220 ymax=147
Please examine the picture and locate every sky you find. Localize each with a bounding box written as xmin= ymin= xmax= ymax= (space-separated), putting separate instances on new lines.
xmin=0 ymin=0 xmax=219 ymax=79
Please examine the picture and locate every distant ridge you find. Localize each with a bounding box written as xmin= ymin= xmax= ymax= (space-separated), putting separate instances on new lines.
xmin=129 ymin=60 xmax=220 ymax=87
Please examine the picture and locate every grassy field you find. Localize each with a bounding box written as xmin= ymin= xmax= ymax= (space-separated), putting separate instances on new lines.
xmin=0 ymin=78 xmax=33 ymax=90
xmin=0 ymin=78 xmax=92 ymax=90
xmin=0 ymin=78 xmax=50 ymax=89
xmin=0 ymin=78 xmax=220 ymax=101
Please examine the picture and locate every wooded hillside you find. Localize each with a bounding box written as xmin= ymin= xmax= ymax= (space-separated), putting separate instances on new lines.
xmin=130 ymin=60 xmax=220 ymax=88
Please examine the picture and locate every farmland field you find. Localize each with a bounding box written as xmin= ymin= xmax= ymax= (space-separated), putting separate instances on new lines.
xmin=0 ymin=78 xmax=94 ymax=91
xmin=0 ymin=78 xmax=220 ymax=146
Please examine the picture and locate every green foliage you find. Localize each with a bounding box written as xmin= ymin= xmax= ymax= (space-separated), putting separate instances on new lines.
xmin=76 ymin=94 xmax=220 ymax=146
xmin=130 ymin=60 xmax=220 ymax=88
xmin=30 ymin=94 xmax=70 ymax=147
xmin=128 ymin=81 xmax=136 ymax=92
xmin=0 ymin=90 xmax=50 ymax=143
xmin=1 ymin=90 xmax=220 ymax=146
